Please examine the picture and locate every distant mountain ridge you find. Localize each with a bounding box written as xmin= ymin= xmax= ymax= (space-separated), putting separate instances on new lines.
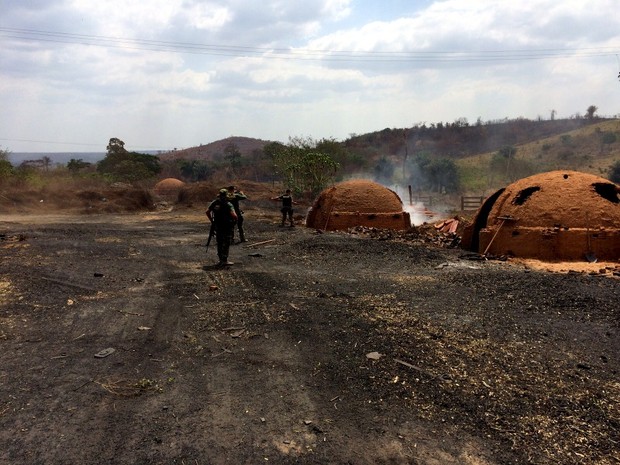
xmin=157 ymin=136 xmax=272 ymax=162
xmin=8 ymin=152 xmax=106 ymax=165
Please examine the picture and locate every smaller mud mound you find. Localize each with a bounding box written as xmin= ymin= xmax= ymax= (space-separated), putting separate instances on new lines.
xmin=154 ymin=178 xmax=185 ymax=197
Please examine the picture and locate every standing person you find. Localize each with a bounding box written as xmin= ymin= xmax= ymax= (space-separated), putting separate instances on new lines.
xmin=207 ymin=189 xmax=238 ymax=267
xmin=227 ymin=185 xmax=248 ymax=243
xmin=271 ymin=189 xmax=298 ymax=227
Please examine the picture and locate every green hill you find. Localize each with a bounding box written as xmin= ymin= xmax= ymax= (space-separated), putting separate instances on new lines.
xmin=456 ymin=119 xmax=620 ymax=194
xmin=338 ymin=117 xmax=620 ymax=195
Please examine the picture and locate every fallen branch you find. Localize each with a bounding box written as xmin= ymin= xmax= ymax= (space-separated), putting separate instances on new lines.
xmin=394 ymin=358 xmax=437 ymax=379
xmin=245 ymin=239 xmax=276 ymax=247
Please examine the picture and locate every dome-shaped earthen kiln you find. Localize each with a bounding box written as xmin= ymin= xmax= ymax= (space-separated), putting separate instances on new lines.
xmin=154 ymin=178 xmax=186 ymax=197
xmin=462 ymin=170 xmax=620 ymax=261
xmin=306 ymin=180 xmax=411 ymax=231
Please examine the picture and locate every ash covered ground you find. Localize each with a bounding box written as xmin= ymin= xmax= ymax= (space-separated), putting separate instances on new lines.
xmin=0 ymin=206 xmax=619 ymax=465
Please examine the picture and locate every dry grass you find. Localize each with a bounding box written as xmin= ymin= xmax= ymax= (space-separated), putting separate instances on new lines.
xmin=457 ymin=120 xmax=620 ymax=193
xmin=94 ymin=378 xmax=163 ymax=397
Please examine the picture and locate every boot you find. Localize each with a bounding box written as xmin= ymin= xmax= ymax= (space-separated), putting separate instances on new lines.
xmin=239 ymin=229 xmax=246 ymax=243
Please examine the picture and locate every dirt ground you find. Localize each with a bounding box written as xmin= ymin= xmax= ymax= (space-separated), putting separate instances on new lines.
xmin=1 ymin=200 xmax=619 ymax=465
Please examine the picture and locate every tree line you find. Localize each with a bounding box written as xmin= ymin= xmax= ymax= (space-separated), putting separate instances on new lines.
xmin=2 ymin=106 xmax=619 ymax=196
xmin=0 ymin=137 xmax=478 ymax=196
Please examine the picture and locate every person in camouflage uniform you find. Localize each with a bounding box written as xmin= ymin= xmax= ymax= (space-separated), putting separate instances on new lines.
xmin=207 ymin=189 xmax=238 ymax=266
xmin=227 ymin=185 xmax=248 ymax=243
xmin=271 ymin=189 xmax=298 ymax=227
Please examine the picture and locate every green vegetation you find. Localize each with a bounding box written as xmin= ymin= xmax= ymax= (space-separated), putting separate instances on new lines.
xmin=224 ymin=142 xmax=242 ymax=176
xmin=609 ymin=160 xmax=620 ymax=184
xmin=265 ymin=137 xmax=341 ymax=195
xmin=0 ymin=146 xmax=13 ymax=179
xmin=406 ymin=153 xmax=460 ymax=193
xmin=67 ymin=158 xmax=93 ymax=174
xmin=1 ymin=114 xmax=619 ymax=201
xmin=373 ymin=156 xmax=395 ymax=185
xmin=97 ymin=138 xmax=161 ymax=182
xmin=178 ymin=159 xmax=212 ymax=182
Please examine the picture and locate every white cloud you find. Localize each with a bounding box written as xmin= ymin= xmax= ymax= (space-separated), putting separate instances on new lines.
xmin=180 ymin=3 xmax=232 ymax=30
xmin=0 ymin=0 xmax=619 ymax=151
xmin=68 ymin=0 xmax=181 ymax=35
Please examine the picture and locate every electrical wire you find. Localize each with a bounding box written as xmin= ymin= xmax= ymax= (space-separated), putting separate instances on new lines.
xmin=1 ymin=27 xmax=618 ymax=63
xmin=0 ymin=137 xmax=163 ymax=151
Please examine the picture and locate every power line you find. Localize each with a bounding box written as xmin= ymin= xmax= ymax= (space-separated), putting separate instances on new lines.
xmin=0 ymin=137 xmax=164 ymax=151
xmin=1 ymin=27 xmax=618 ymax=63
xmin=0 ymin=137 xmax=102 ymax=147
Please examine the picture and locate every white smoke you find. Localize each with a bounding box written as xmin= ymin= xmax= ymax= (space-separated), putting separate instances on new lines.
xmin=404 ymin=202 xmax=431 ymax=226
xmin=391 ymin=184 xmax=453 ymax=226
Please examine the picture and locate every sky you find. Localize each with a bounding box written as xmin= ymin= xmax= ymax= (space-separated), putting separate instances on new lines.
xmin=1 ymin=0 xmax=619 ymax=153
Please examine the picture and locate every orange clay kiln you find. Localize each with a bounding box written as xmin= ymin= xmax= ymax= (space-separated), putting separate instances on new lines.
xmin=306 ymin=179 xmax=411 ymax=231
xmin=461 ymin=170 xmax=620 ymax=261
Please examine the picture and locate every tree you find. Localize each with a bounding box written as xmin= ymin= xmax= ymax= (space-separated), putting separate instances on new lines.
xmin=585 ymin=105 xmax=598 ymax=119
xmin=299 ymin=151 xmax=340 ymax=195
xmin=0 ymin=147 xmax=13 ymax=180
xmin=97 ymin=137 xmax=161 ymax=182
xmin=0 ymin=159 xmax=13 ymax=179
xmin=426 ymin=158 xmax=459 ymax=193
xmin=601 ymin=132 xmax=617 ymax=145
xmin=224 ymin=143 xmax=242 ymax=175
xmin=406 ymin=152 xmax=431 ymax=191
xmin=405 ymin=153 xmax=460 ymax=193
xmin=490 ymin=145 xmax=518 ymax=181
xmin=263 ymin=141 xmax=287 ymax=178
xmin=179 ymin=159 xmax=212 ymax=182
xmin=106 ymin=137 xmax=126 ymax=155
xmin=267 ymin=137 xmax=340 ymax=194
xmin=609 ymin=160 xmax=620 ymax=184
xmin=374 ymin=156 xmax=395 ymax=184
xmin=0 ymin=146 xmax=10 ymax=162
xmin=315 ymin=137 xmax=359 ymax=173
xmin=67 ymin=158 xmax=92 ymax=174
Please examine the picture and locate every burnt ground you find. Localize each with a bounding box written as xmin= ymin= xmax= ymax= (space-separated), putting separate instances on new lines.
xmin=0 ymin=207 xmax=619 ymax=465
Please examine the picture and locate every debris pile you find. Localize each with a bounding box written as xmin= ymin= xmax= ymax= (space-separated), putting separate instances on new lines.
xmin=347 ymin=216 xmax=465 ymax=248
xmin=434 ymin=217 xmax=459 ymax=234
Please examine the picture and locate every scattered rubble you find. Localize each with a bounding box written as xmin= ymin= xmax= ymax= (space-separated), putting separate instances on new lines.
xmin=346 ymin=216 xmax=465 ymax=248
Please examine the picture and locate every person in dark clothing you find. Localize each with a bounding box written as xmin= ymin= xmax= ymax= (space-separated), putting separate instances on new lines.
xmin=271 ymin=189 xmax=298 ymax=227
xmin=207 ymin=189 xmax=238 ymax=266
xmin=227 ymin=185 xmax=248 ymax=243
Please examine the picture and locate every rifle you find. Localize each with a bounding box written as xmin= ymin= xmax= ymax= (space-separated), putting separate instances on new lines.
xmin=205 ymin=221 xmax=215 ymax=253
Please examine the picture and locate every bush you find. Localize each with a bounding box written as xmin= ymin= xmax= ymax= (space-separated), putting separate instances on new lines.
xmin=609 ymin=161 xmax=620 ymax=184
xmin=601 ymin=132 xmax=617 ymax=145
